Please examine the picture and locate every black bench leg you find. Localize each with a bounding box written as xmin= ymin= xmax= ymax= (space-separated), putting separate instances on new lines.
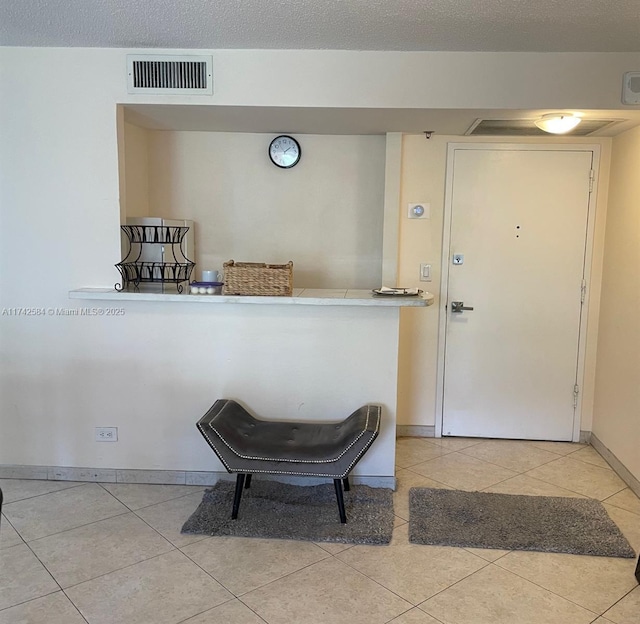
xmin=342 ymin=476 xmax=350 ymax=492
xmin=232 ymin=474 xmax=245 ymax=519
xmin=244 ymin=474 xmax=252 ymax=489
xmin=334 ymin=479 xmax=347 ymax=524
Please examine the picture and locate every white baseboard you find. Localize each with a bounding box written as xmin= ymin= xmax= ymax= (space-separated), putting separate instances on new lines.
xmin=590 ymin=434 xmax=640 ymax=499
xmin=397 ymin=428 xmax=593 ymax=444
xmin=0 ymin=464 xmax=395 ymax=490
xmin=580 ymin=430 xmax=592 ymax=444
xmin=397 ymin=425 xmax=435 ymax=438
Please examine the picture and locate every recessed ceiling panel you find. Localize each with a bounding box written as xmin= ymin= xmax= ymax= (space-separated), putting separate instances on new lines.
xmin=467 ymin=119 xmax=621 ymax=137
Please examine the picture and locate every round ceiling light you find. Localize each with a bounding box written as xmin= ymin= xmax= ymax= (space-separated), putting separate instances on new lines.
xmin=534 ymin=113 xmax=582 ymax=134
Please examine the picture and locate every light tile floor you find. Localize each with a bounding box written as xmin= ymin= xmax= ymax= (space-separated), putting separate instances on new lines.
xmin=1 ymin=438 xmax=639 ymax=624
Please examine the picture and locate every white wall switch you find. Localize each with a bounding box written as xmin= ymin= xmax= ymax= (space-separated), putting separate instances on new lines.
xmin=408 ymin=203 xmax=430 ymax=219
xmin=420 ymin=263 xmax=432 ymax=281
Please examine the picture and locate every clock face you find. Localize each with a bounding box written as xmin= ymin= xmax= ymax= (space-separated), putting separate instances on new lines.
xmin=269 ymin=135 xmax=301 ymax=168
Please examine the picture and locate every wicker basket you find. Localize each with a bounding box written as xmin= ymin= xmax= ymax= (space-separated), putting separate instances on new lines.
xmin=222 ymin=260 xmax=293 ymax=296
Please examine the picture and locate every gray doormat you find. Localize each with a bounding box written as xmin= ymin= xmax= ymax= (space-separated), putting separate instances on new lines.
xmin=409 ymin=488 xmax=635 ymax=558
xmin=182 ymin=480 xmax=394 ymax=544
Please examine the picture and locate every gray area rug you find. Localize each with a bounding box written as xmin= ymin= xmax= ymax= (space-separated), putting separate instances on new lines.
xmin=182 ymin=480 xmax=394 ymax=544
xmin=409 ymin=488 xmax=635 ymax=558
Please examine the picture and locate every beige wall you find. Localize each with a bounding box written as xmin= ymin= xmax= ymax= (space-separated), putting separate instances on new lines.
xmin=122 ymin=122 xmax=150 ymax=218
xmin=140 ymin=131 xmax=385 ymax=289
xmin=592 ymin=125 xmax=640 ymax=481
xmin=396 ymin=135 xmax=612 ymax=431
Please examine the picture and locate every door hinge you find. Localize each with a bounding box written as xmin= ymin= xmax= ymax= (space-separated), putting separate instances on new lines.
xmin=589 ymin=169 xmax=595 ymax=193
xmin=580 ymin=279 xmax=587 ymax=303
xmin=573 ymin=384 xmax=580 ymax=408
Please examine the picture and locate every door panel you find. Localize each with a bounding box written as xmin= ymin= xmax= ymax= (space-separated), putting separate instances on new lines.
xmin=443 ymin=148 xmax=592 ymax=440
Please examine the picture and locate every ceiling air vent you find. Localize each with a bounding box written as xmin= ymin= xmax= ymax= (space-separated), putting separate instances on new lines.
xmin=466 ymin=118 xmax=620 ymax=137
xmin=127 ymin=55 xmax=213 ymax=95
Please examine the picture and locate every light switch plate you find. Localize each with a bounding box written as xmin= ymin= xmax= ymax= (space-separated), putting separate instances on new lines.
xmin=420 ymin=263 xmax=432 ymax=281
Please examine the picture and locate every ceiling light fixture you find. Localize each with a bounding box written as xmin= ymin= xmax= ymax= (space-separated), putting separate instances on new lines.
xmin=534 ymin=113 xmax=582 ymax=134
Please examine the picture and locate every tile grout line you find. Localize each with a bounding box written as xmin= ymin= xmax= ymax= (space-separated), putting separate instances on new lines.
xmin=59 ymin=549 xmax=180 ymax=593
xmin=174 ymin=596 xmax=271 ymax=624
xmin=0 ymin=588 xmax=62 ymax=615
xmin=195 ymin=549 xmax=378 ymax=605
xmin=597 ymin=583 xmax=640 ymax=621
xmin=412 ymin=559 xmax=496 ymax=612
xmin=223 ymin=549 xmax=334 ymax=599
xmin=0 ymin=512 xmax=25 ymax=549
xmin=383 ymin=604 xmax=447 ymax=624
xmin=601 ymin=493 xmax=640 ymax=518
xmin=127 ymin=496 xmax=211 ymax=550
xmin=5 ymin=483 xmax=131 ymax=543
xmin=60 ymin=590 xmax=91 ymax=624
xmin=234 ymin=596 xmax=284 ymax=624
xmin=456 ymin=447 xmax=571 ymax=473
xmin=330 ymin=552 xmax=421 ymax=606
xmin=333 ymin=536 xmax=494 ymax=609
xmin=175 ymin=541 xmax=244 ymax=597
xmin=21 ymin=519 xmax=177 ymax=601
xmin=0 ymin=481 xmax=87 ymax=505
xmin=97 ymin=482 xmax=206 ymax=513
xmin=415 ymin=559 xmax=600 ymax=619
xmin=518 ymin=467 xmax=628 ymax=501
xmin=0 ymin=536 xmax=74 ymax=617
xmin=491 ymin=556 xmax=623 ymax=618
xmin=19 ymin=511 xmax=134 ymax=546
xmin=10 ymin=484 xmax=183 ymax=599
xmin=398 ymin=467 xmax=457 ymax=490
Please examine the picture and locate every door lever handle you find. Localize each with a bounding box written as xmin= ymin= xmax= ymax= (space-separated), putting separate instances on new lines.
xmin=451 ymin=301 xmax=474 ymax=313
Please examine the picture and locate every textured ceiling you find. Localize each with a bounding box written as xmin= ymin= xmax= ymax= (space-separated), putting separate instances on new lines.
xmin=1 ymin=0 xmax=639 ymax=52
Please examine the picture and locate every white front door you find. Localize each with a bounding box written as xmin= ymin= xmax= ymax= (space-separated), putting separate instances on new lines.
xmin=442 ymin=146 xmax=594 ymax=441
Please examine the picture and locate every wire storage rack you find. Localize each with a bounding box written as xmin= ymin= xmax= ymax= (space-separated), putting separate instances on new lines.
xmin=116 ymin=224 xmax=195 ymax=293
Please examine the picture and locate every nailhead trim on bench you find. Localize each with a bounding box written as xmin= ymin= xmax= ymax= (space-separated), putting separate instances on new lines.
xmin=196 ymin=405 xmax=381 ymax=479
xmin=206 ymin=404 xmax=376 ymax=464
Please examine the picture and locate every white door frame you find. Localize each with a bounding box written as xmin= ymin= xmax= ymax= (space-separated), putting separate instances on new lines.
xmin=435 ymin=143 xmax=601 ymax=441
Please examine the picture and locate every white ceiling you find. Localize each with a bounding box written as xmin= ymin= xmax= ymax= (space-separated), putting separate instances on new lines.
xmin=2 ymin=0 xmax=640 ymax=52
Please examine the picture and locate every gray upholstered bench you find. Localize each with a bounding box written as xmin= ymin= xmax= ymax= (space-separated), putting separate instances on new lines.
xmin=196 ymin=399 xmax=381 ymax=523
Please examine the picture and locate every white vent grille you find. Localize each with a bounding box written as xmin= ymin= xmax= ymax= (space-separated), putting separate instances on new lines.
xmin=127 ymin=55 xmax=213 ymax=95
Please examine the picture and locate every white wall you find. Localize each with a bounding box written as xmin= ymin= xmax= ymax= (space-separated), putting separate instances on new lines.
xmin=1 ymin=46 xmax=638 ymax=473
xmin=592 ymin=125 xmax=640 ymax=482
xmin=139 ymin=130 xmax=385 ymax=288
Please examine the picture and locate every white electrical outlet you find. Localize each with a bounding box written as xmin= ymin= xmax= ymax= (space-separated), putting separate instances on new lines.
xmin=95 ymin=427 xmax=118 ymax=442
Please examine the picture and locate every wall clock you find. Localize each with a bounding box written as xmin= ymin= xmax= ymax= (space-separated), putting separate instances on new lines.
xmin=269 ymin=135 xmax=301 ymax=168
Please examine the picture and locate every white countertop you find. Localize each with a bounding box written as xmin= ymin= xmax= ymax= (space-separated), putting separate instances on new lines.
xmin=69 ymin=288 xmax=434 ymax=307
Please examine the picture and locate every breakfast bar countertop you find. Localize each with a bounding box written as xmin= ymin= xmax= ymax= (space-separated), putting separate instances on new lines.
xmin=69 ymin=288 xmax=434 ymax=307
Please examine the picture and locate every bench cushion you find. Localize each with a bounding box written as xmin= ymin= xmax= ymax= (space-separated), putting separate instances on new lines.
xmin=197 ymin=399 xmax=381 ymax=478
